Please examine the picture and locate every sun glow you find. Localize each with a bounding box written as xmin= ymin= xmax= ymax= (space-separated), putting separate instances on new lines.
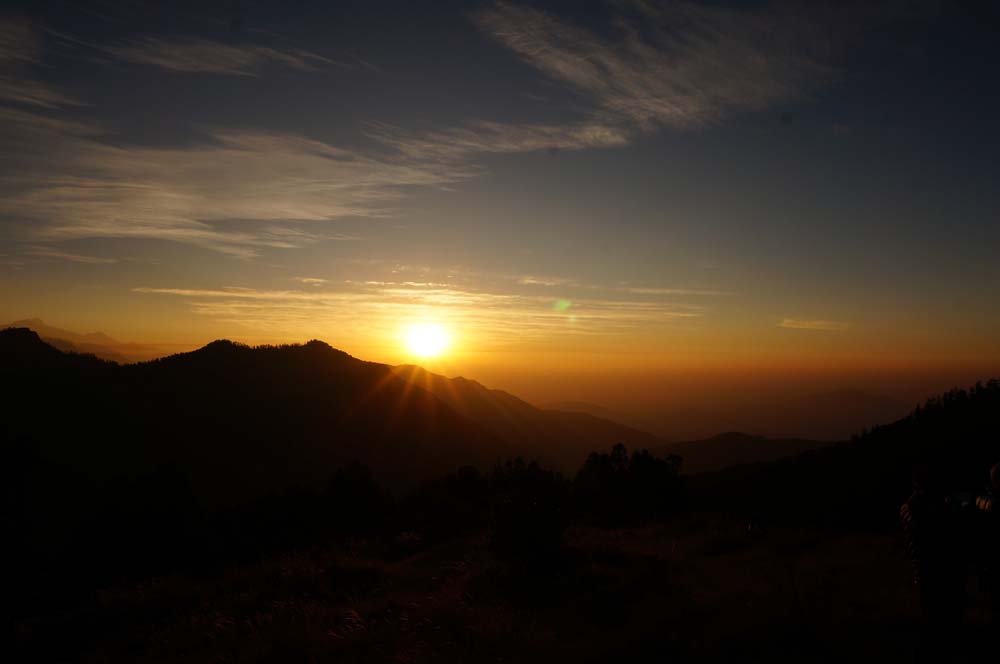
xmin=403 ymin=323 xmax=451 ymax=359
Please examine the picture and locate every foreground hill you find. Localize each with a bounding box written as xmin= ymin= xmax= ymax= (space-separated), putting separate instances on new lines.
xmin=393 ymin=365 xmax=667 ymax=470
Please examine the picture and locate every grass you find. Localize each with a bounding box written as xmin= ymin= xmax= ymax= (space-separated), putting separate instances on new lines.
xmin=14 ymin=514 xmax=993 ymax=663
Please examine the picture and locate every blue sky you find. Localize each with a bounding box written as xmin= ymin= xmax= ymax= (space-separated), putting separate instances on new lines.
xmin=0 ymin=0 xmax=997 ymax=382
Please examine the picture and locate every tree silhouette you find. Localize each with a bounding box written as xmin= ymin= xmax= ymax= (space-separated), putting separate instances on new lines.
xmin=574 ymin=443 xmax=683 ymax=526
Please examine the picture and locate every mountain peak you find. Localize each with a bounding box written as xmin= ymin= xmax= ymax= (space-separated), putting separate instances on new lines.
xmin=0 ymin=326 xmax=111 ymax=369
xmin=0 ymin=326 xmax=45 ymax=346
xmin=303 ymin=339 xmax=338 ymax=353
xmin=201 ymin=339 xmax=249 ymax=352
xmin=167 ymin=338 xmax=357 ymax=372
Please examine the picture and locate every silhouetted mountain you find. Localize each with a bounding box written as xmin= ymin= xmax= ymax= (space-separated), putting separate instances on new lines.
xmin=539 ymin=400 xmax=660 ymax=435
xmin=689 ymin=379 xmax=1000 ymax=528
xmin=777 ymin=388 xmax=911 ymax=440
xmin=0 ymin=326 xmax=114 ymax=370
xmin=1 ymin=318 xmax=179 ymax=362
xmin=1 ymin=330 xmax=505 ymax=504
xmin=393 ymin=365 xmax=668 ymax=470
xmin=657 ymin=432 xmax=831 ymax=474
xmin=645 ymin=388 xmax=911 ymax=441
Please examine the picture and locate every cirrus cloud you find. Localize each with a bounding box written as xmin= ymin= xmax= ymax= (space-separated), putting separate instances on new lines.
xmin=0 ymin=14 xmax=81 ymax=108
xmin=376 ymin=1 xmax=919 ymax=160
xmin=0 ymin=110 xmax=476 ymax=258
xmin=134 ymin=279 xmax=707 ymax=342
xmin=102 ymin=37 xmax=336 ymax=76
xmin=779 ymin=318 xmax=849 ymax=331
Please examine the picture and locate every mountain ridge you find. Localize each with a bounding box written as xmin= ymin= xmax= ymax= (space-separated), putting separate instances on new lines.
xmin=0 ymin=325 xmax=890 ymax=480
xmin=391 ymin=364 xmax=668 ymax=470
xmin=0 ymin=328 xmax=504 ymax=500
xmin=657 ymin=431 xmax=832 ymax=474
xmin=0 ymin=317 xmax=183 ymax=363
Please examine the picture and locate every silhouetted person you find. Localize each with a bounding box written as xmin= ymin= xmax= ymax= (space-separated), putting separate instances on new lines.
xmin=900 ymin=465 xmax=966 ymax=634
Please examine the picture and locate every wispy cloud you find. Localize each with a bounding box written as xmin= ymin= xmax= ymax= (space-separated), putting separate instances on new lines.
xmin=22 ymin=245 xmax=118 ymax=264
xmin=0 ymin=14 xmax=81 ymax=108
xmin=621 ymin=286 xmax=727 ymax=297
xmin=778 ymin=318 xmax=848 ymax=331
xmin=473 ymin=1 xmax=828 ymax=132
xmin=0 ymin=111 xmax=475 ymax=257
xmin=0 ymin=106 xmax=96 ymax=135
xmin=293 ymin=277 xmax=329 ymax=286
xmin=371 ymin=1 xmax=839 ymax=160
xmin=516 ymin=275 xmax=727 ymax=297
xmin=518 ymin=275 xmax=579 ymax=287
xmin=0 ymin=15 xmax=456 ymax=260
xmin=369 ymin=119 xmax=628 ymax=160
xmin=134 ymin=280 xmax=706 ymax=342
xmin=102 ymin=37 xmax=336 ymax=76
xmin=0 ymin=253 xmax=25 ymax=268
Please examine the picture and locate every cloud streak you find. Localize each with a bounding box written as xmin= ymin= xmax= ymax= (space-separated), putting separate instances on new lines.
xmin=369 ymin=119 xmax=629 ymax=160
xmin=0 ymin=111 xmax=475 ymax=257
xmin=473 ymin=1 xmax=828 ymax=131
xmin=134 ymin=280 xmax=706 ymax=343
xmin=372 ymin=1 xmax=843 ymax=161
xmin=0 ymin=2 xmax=898 ymax=265
xmin=0 ymin=14 xmax=81 ymax=108
xmin=22 ymin=245 xmax=118 ymax=264
xmin=102 ymin=37 xmax=335 ymax=76
xmin=778 ymin=318 xmax=848 ymax=331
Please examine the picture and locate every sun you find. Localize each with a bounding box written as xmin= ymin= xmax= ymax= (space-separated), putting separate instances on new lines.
xmin=403 ymin=323 xmax=450 ymax=359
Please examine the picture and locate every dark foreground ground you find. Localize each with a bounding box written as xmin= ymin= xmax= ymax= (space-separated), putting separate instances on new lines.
xmin=12 ymin=514 xmax=996 ymax=663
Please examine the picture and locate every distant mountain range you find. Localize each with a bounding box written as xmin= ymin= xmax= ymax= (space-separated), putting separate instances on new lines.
xmin=393 ymin=365 xmax=665 ymax=470
xmin=2 ymin=319 xmax=914 ymax=442
xmin=7 ymin=324 xmax=996 ymax=575
xmin=655 ymin=432 xmax=830 ymax=474
xmin=549 ymin=391 xmax=911 ymax=442
xmin=1 ymin=323 xmax=913 ymax=497
xmin=0 ymin=318 xmax=186 ymax=362
xmin=539 ymin=400 xmax=661 ymax=434
xmin=3 ymin=329 xmax=686 ymax=507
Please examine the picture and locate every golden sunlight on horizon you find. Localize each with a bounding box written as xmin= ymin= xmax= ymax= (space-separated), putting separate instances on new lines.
xmin=402 ymin=322 xmax=452 ymax=359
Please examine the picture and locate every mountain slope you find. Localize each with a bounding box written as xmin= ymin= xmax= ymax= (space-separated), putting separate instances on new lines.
xmin=689 ymin=380 xmax=1000 ymax=528
xmin=539 ymin=400 xmax=659 ymax=435
xmin=1 ymin=318 xmax=176 ymax=362
xmin=393 ymin=364 xmax=668 ymax=470
xmin=0 ymin=330 xmax=507 ymax=503
xmin=643 ymin=389 xmax=910 ymax=441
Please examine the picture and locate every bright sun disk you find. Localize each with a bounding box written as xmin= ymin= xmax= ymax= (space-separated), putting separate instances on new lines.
xmin=404 ymin=323 xmax=450 ymax=358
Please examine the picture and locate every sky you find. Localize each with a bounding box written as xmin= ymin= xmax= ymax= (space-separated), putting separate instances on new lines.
xmin=1 ymin=0 xmax=999 ymax=411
